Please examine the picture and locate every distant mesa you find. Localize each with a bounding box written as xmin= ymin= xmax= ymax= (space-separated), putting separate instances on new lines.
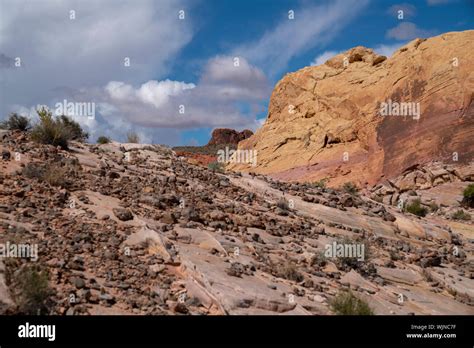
xmin=173 ymin=128 xmax=253 ymax=167
xmin=207 ymin=128 xmax=254 ymax=146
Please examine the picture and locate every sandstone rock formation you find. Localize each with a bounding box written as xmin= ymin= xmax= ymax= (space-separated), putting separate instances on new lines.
xmin=207 ymin=128 xmax=253 ymax=146
xmin=0 ymin=130 xmax=472 ymax=315
xmin=229 ymin=30 xmax=474 ymax=188
xmin=370 ymin=161 xmax=474 ymax=209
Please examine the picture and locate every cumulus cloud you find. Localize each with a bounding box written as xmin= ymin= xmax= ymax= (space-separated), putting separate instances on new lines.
xmin=0 ymin=0 xmax=271 ymax=143
xmin=200 ymin=56 xmax=270 ymax=101
xmin=0 ymin=0 xmax=371 ymax=144
xmin=0 ymin=0 xmax=194 ymax=129
xmin=97 ymin=56 xmax=270 ymax=131
xmin=234 ymin=0 xmax=370 ymax=75
xmin=386 ymin=22 xmax=436 ymax=40
xmin=106 ymin=80 xmax=196 ymax=109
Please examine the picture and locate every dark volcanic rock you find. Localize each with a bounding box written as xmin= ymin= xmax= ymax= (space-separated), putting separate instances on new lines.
xmin=113 ymin=208 xmax=134 ymax=221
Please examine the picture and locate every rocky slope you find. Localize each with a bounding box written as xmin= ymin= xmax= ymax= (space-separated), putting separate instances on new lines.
xmin=228 ymin=30 xmax=474 ymax=188
xmin=0 ymin=130 xmax=472 ymax=315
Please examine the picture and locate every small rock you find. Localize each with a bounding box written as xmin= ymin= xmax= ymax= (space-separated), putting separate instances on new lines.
xmin=113 ymin=208 xmax=133 ymax=221
xmin=161 ymin=212 xmax=176 ymax=224
xmin=226 ymin=262 xmax=245 ymax=278
xmin=1 ymin=150 xmax=11 ymax=161
xmin=173 ymin=302 xmax=189 ymax=314
xmin=73 ymin=277 xmax=86 ymax=289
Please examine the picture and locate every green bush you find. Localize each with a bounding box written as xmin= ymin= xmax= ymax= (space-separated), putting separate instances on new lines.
xmin=312 ymin=178 xmax=328 ymax=189
xmin=14 ymin=264 xmax=52 ymax=315
xmin=330 ymin=290 xmax=374 ymax=315
xmin=342 ymin=182 xmax=359 ymax=195
xmin=207 ymin=161 xmax=224 ymax=173
xmin=31 ymin=108 xmax=69 ymax=149
xmin=451 ymin=209 xmax=471 ymax=221
xmin=97 ymin=136 xmax=111 ymax=144
xmin=0 ymin=113 xmax=31 ymax=131
xmin=462 ymin=184 xmax=474 ymax=208
xmin=58 ymin=115 xmax=88 ymax=141
xmin=405 ymin=199 xmax=427 ymax=217
xmin=30 ymin=108 xmax=88 ymax=149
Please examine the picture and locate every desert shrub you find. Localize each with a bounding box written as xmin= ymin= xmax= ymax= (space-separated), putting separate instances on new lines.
xmin=276 ymin=197 xmax=290 ymax=210
xmin=342 ymin=182 xmax=359 ymax=195
xmin=462 ymin=184 xmax=474 ymax=208
xmin=331 ymin=236 xmax=371 ymax=271
xmin=0 ymin=113 xmax=31 ymax=131
xmin=14 ymin=264 xmax=52 ymax=315
xmin=405 ymin=199 xmax=427 ymax=217
xmin=330 ymin=290 xmax=374 ymax=315
xmin=429 ymin=202 xmax=439 ymax=212
xmin=422 ymin=269 xmax=433 ymax=282
xmin=312 ymin=178 xmax=327 ymax=189
xmin=42 ymin=164 xmax=68 ymax=187
xmin=274 ymin=261 xmax=304 ymax=282
xmin=208 ymin=161 xmax=224 ymax=173
xmin=97 ymin=136 xmax=111 ymax=144
xmin=21 ymin=162 xmax=68 ymax=187
xmin=372 ymin=195 xmax=383 ymax=203
xmin=126 ymin=131 xmax=140 ymax=143
xmin=312 ymin=251 xmax=327 ymax=267
xmin=57 ymin=115 xmax=88 ymax=141
xmin=30 ymin=108 xmax=72 ymax=149
xmin=22 ymin=163 xmax=45 ymax=180
xmin=451 ymin=209 xmax=471 ymax=221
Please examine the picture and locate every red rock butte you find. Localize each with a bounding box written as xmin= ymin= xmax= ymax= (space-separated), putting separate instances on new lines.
xmin=207 ymin=128 xmax=254 ymax=146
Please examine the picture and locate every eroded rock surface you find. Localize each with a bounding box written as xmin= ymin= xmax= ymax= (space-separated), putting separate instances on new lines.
xmin=229 ymin=31 xmax=474 ymax=188
xmin=0 ymin=129 xmax=472 ymax=315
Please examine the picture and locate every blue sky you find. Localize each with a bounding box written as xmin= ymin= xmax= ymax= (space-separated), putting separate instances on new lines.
xmin=1 ymin=0 xmax=473 ymax=146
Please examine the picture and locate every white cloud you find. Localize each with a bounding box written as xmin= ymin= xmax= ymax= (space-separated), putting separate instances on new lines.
xmin=105 ymin=82 xmax=136 ymax=102
xmin=97 ymin=56 xmax=270 ymax=130
xmin=373 ymin=42 xmax=406 ymax=57
xmin=0 ymin=1 xmax=270 ymax=143
xmin=0 ymin=0 xmax=372 ymax=144
xmin=386 ymin=22 xmax=435 ymax=40
xmin=0 ymin=0 xmax=194 ymax=121
xmin=234 ymin=0 xmax=370 ymax=75
xmin=310 ymin=50 xmax=339 ymax=66
xmin=200 ymin=56 xmax=270 ymax=101
xmin=202 ymin=56 xmax=267 ymax=86
xmin=106 ymin=80 xmax=196 ymax=109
